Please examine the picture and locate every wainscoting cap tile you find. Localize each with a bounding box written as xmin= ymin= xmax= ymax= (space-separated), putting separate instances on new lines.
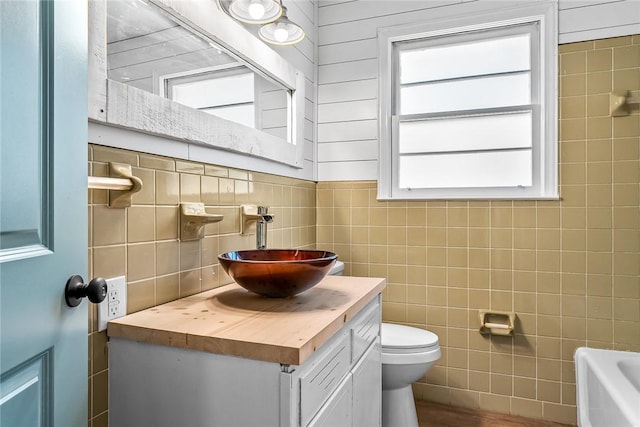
xmin=176 ymin=160 xmax=204 ymax=174
xmin=228 ymin=169 xmax=249 ymax=180
xmin=204 ymin=164 xmax=229 ymax=177
xmin=92 ymin=145 xmax=139 ymax=166
xmin=140 ymin=153 xmax=175 ymax=171
xmin=559 ymin=40 xmax=594 ymax=54
xmin=595 ymin=35 xmax=633 ymax=49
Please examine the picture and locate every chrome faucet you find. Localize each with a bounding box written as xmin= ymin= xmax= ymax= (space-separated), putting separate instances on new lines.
xmin=256 ymin=206 xmax=274 ymax=249
xmin=241 ymin=205 xmax=275 ymax=249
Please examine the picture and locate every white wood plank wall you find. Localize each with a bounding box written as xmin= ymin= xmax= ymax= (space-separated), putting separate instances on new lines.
xmin=272 ymin=0 xmax=319 ymax=179
xmin=316 ymin=0 xmax=640 ymax=181
xmin=200 ymin=0 xmax=320 ymax=179
xmin=214 ymin=0 xmax=319 ymax=179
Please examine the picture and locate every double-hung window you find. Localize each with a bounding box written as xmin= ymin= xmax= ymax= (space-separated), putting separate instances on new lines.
xmin=378 ymin=3 xmax=558 ymax=199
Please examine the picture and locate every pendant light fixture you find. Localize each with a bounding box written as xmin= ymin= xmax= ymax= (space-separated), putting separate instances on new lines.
xmin=222 ymin=0 xmax=282 ymax=25
xmin=218 ymin=0 xmax=305 ymax=46
xmin=258 ymin=4 xmax=305 ymax=46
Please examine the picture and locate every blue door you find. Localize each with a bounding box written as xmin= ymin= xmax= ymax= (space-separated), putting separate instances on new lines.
xmin=1 ymin=1 xmax=88 ymax=426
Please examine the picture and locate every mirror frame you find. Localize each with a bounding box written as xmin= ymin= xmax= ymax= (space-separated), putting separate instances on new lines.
xmin=89 ymin=0 xmax=306 ymax=168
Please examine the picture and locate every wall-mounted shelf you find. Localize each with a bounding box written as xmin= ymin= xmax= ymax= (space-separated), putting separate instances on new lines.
xmin=180 ymin=203 xmax=224 ymax=241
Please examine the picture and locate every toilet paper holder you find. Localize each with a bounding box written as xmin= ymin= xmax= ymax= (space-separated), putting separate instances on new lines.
xmin=479 ymin=310 xmax=516 ymax=336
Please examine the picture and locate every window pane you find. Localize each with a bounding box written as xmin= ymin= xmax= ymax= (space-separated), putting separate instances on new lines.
xmin=201 ymin=105 xmax=255 ymax=128
xmin=399 ymin=33 xmax=530 ymax=84
xmin=400 ymin=73 xmax=531 ymax=114
xmin=171 ymin=73 xmax=254 ymax=109
xmin=398 ymin=150 xmax=532 ymax=189
xmin=399 ymin=112 xmax=532 ymax=154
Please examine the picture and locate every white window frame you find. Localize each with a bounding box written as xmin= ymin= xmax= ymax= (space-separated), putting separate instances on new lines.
xmin=378 ymin=2 xmax=558 ymax=200
xmin=160 ymin=64 xmax=264 ymax=133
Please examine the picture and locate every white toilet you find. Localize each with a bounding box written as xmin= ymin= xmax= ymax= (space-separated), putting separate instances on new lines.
xmin=328 ymin=261 xmax=441 ymax=427
xmin=381 ymin=323 xmax=440 ymax=427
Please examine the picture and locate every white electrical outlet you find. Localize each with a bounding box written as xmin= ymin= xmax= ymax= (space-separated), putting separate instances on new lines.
xmin=97 ymin=275 xmax=127 ymax=332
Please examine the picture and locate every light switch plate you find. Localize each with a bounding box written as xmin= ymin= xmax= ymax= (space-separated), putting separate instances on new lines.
xmin=97 ymin=275 xmax=127 ymax=332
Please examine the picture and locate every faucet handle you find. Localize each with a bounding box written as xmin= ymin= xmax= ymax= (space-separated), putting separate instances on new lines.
xmin=257 ymin=206 xmax=274 ymax=223
xmin=241 ymin=205 xmax=268 ymax=235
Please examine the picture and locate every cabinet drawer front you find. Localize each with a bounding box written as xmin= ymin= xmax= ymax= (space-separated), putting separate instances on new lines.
xmin=351 ymin=299 xmax=380 ymax=363
xmin=299 ymin=332 xmax=351 ymax=426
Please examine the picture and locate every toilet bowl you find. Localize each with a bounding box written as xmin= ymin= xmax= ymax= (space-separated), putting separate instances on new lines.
xmin=381 ymin=323 xmax=440 ymax=427
xmin=327 ymin=261 xmax=440 ymax=427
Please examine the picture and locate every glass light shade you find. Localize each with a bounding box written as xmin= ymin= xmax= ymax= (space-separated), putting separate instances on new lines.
xmin=227 ymin=0 xmax=282 ymax=24
xmin=258 ymin=7 xmax=305 ymax=46
xmin=248 ymin=1 xmax=265 ymax=19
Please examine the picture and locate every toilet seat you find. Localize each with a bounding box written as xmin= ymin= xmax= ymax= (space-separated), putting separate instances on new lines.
xmin=381 ymin=323 xmax=439 ymax=354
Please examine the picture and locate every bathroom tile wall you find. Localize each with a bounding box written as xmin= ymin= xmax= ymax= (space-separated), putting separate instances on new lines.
xmin=86 ymin=34 xmax=638 ymax=427
xmin=316 ymin=35 xmax=640 ymax=425
xmin=87 ymin=144 xmax=316 ymax=427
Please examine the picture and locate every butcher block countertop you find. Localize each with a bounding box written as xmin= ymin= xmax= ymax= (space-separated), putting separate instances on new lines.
xmin=108 ymin=275 xmax=386 ymax=366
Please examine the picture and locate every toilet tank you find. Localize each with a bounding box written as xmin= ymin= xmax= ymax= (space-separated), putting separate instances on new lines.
xmin=329 ymin=261 xmax=344 ymax=276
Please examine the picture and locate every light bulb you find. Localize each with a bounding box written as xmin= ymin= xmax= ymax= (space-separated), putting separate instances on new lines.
xmin=273 ymin=23 xmax=289 ymax=42
xmin=248 ymin=0 xmax=265 ymax=19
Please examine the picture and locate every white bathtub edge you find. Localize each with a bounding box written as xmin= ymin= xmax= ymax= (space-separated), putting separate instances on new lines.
xmin=575 ymin=347 xmax=640 ymax=427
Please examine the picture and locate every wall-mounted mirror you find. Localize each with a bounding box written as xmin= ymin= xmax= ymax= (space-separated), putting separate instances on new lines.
xmin=107 ymin=0 xmax=291 ymax=141
xmin=89 ymin=0 xmax=305 ymax=168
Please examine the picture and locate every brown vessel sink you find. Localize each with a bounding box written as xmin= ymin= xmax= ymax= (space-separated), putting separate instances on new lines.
xmin=218 ymin=249 xmax=338 ymax=298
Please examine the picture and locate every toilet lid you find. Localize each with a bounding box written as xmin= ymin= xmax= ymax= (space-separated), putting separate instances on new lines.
xmin=381 ymin=323 xmax=439 ymax=351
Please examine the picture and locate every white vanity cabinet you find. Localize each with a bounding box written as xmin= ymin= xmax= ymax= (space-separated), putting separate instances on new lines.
xmin=290 ymin=299 xmax=382 ymax=427
xmin=108 ymin=280 xmax=383 ymax=427
xmin=306 ymin=343 xmax=381 ymax=427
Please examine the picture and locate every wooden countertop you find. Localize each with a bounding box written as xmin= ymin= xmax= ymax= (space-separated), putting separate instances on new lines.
xmin=108 ymin=275 xmax=386 ymax=365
